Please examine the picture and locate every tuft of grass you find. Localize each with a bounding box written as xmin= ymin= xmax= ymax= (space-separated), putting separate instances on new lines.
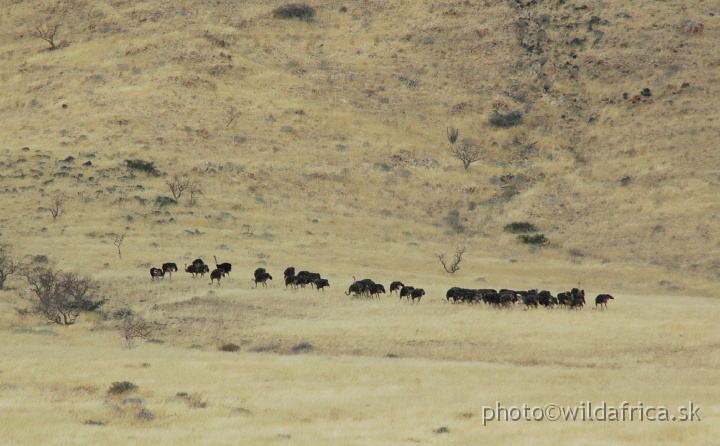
xmin=273 ymin=4 xmax=316 ymax=21
xmin=433 ymin=426 xmax=450 ymax=434
xmin=108 ymin=381 xmax=138 ymax=395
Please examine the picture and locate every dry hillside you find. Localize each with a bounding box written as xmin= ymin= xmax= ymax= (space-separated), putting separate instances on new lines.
xmin=0 ymin=0 xmax=719 ymax=294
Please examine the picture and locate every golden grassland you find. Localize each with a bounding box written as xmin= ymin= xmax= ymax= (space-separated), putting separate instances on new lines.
xmin=1 ymin=288 xmax=719 ymax=445
xmin=1 ymin=0 xmax=719 ymax=443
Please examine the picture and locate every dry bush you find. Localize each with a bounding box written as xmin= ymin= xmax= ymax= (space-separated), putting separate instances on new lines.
xmin=0 ymin=242 xmax=21 ymax=289
xmin=33 ymin=23 xmax=61 ymax=50
xmin=24 ymin=268 xmax=105 ymax=325
xmin=119 ymin=315 xmax=153 ymax=349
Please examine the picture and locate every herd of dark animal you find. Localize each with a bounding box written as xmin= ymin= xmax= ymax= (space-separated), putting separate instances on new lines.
xmin=149 ymin=260 xmax=615 ymax=309
xmin=445 ymin=286 xmax=615 ymax=310
xmin=150 ymin=256 xmax=230 ymax=285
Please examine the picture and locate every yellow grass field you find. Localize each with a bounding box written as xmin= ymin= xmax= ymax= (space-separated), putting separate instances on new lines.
xmin=0 ymin=0 xmax=719 ymax=444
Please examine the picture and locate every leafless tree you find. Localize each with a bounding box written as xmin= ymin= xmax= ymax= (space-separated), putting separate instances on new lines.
xmin=113 ymin=234 xmax=125 ymax=258
xmin=24 ymin=268 xmax=105 ymax=325
xmin=187 ymin=184 xmax=203 ymax=207
xmin=226 ymin=106 xmax=240 ymax=128
xmin=449 ymin=139 xmax=484 ymax=170
xmin=119 ymin=316 xmax=154 ymax=349
xmin=436 ymin=246 xmax=466 ymax=274
xmin=0 ymin=242 xmax=21 ymax=289
xmin=34 ymin=23 xmax=61 ymax=50
xmin=166 ymin=174 xmax=191 ymax=200
xmin=49 ymin=191 xmax=68 ymax=221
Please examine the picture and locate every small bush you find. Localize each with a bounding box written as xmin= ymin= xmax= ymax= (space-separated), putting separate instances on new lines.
xmin=125 ymin=159 xmax=160 ymax=176
xmin=503 ymin=222 xmax=537 ymax=233
xmin=490 ymin=109 xmax=524 ymax=127
xmin=136 ymin=408 xmax=155 ymax=421
xmin=112 ymin=308 xmax=133 ymax=320
xmin=433 ymin=426 xmax=450 ymax=434
xmin=291 ymin=342 xmax=313 ymax=353
xmin=273 ymin=4 xmax=316 ymax=21
xmin=108 ymin=381 xmax=138 ymax=395
xmin=219 ymin=343 xmax=241 ymax=352
xmin=518 ymin=234 xmax=548 ymax=245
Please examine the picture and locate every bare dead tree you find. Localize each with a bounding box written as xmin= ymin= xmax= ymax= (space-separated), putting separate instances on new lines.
xmin=119 ymin=316 xmax=153 ymax=349
xmin=166 ymin=174 xmax=191 ymax=200
xmin=186 ymin=184 xmax=203 ymax=207
xmin=49 ymin=191 xmax=68 ymax=221
xmin=113 ymin=234 xmax=125 ymax=258
xmin=0 ymin=242 xmax=21 ymax=289
xmin=436 ymin=246 xmax=466 ymax=274
xmin=34 ymin=23 xmax=61 ymax=50
xmin=226 ymin=106 xmax=240 ymax=128
xmin=449 ymin=139 xmax=483 ymax=170
xmin=24 ymin=268 xmax=105 ymax=325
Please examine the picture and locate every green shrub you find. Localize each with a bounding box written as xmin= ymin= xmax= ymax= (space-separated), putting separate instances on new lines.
xmin=518 ymin=234 xmax=548 ymax=245
xmin=273 ymin=4 xmax=315 ymax=21
xmin=503 ymin=222 xmax=537 ymax=233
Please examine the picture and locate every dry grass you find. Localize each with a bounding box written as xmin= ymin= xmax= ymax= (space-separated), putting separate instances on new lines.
xmin=0 ymin=0 xmax=719 ymax=443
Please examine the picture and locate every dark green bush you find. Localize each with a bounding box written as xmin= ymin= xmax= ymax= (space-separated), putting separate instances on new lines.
xmin=503 ymin=222 xmax=537 ymax=233
xmin=108 ymin=381 xmax=138 ymax=395
xmin=125 ymin=159 xmax=160 ymax=176
xmin=291 ymin=342 xmax=313 ymax=353
xmin=219 ymin=343 xmax=241 ymax=352
xmin=518 ymin=234 xmax=548 ymax=245
xmin=490 ymin=109 xmax=524 ymax=127
xmin=273 ymin=4 xmax=316 ymax=21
